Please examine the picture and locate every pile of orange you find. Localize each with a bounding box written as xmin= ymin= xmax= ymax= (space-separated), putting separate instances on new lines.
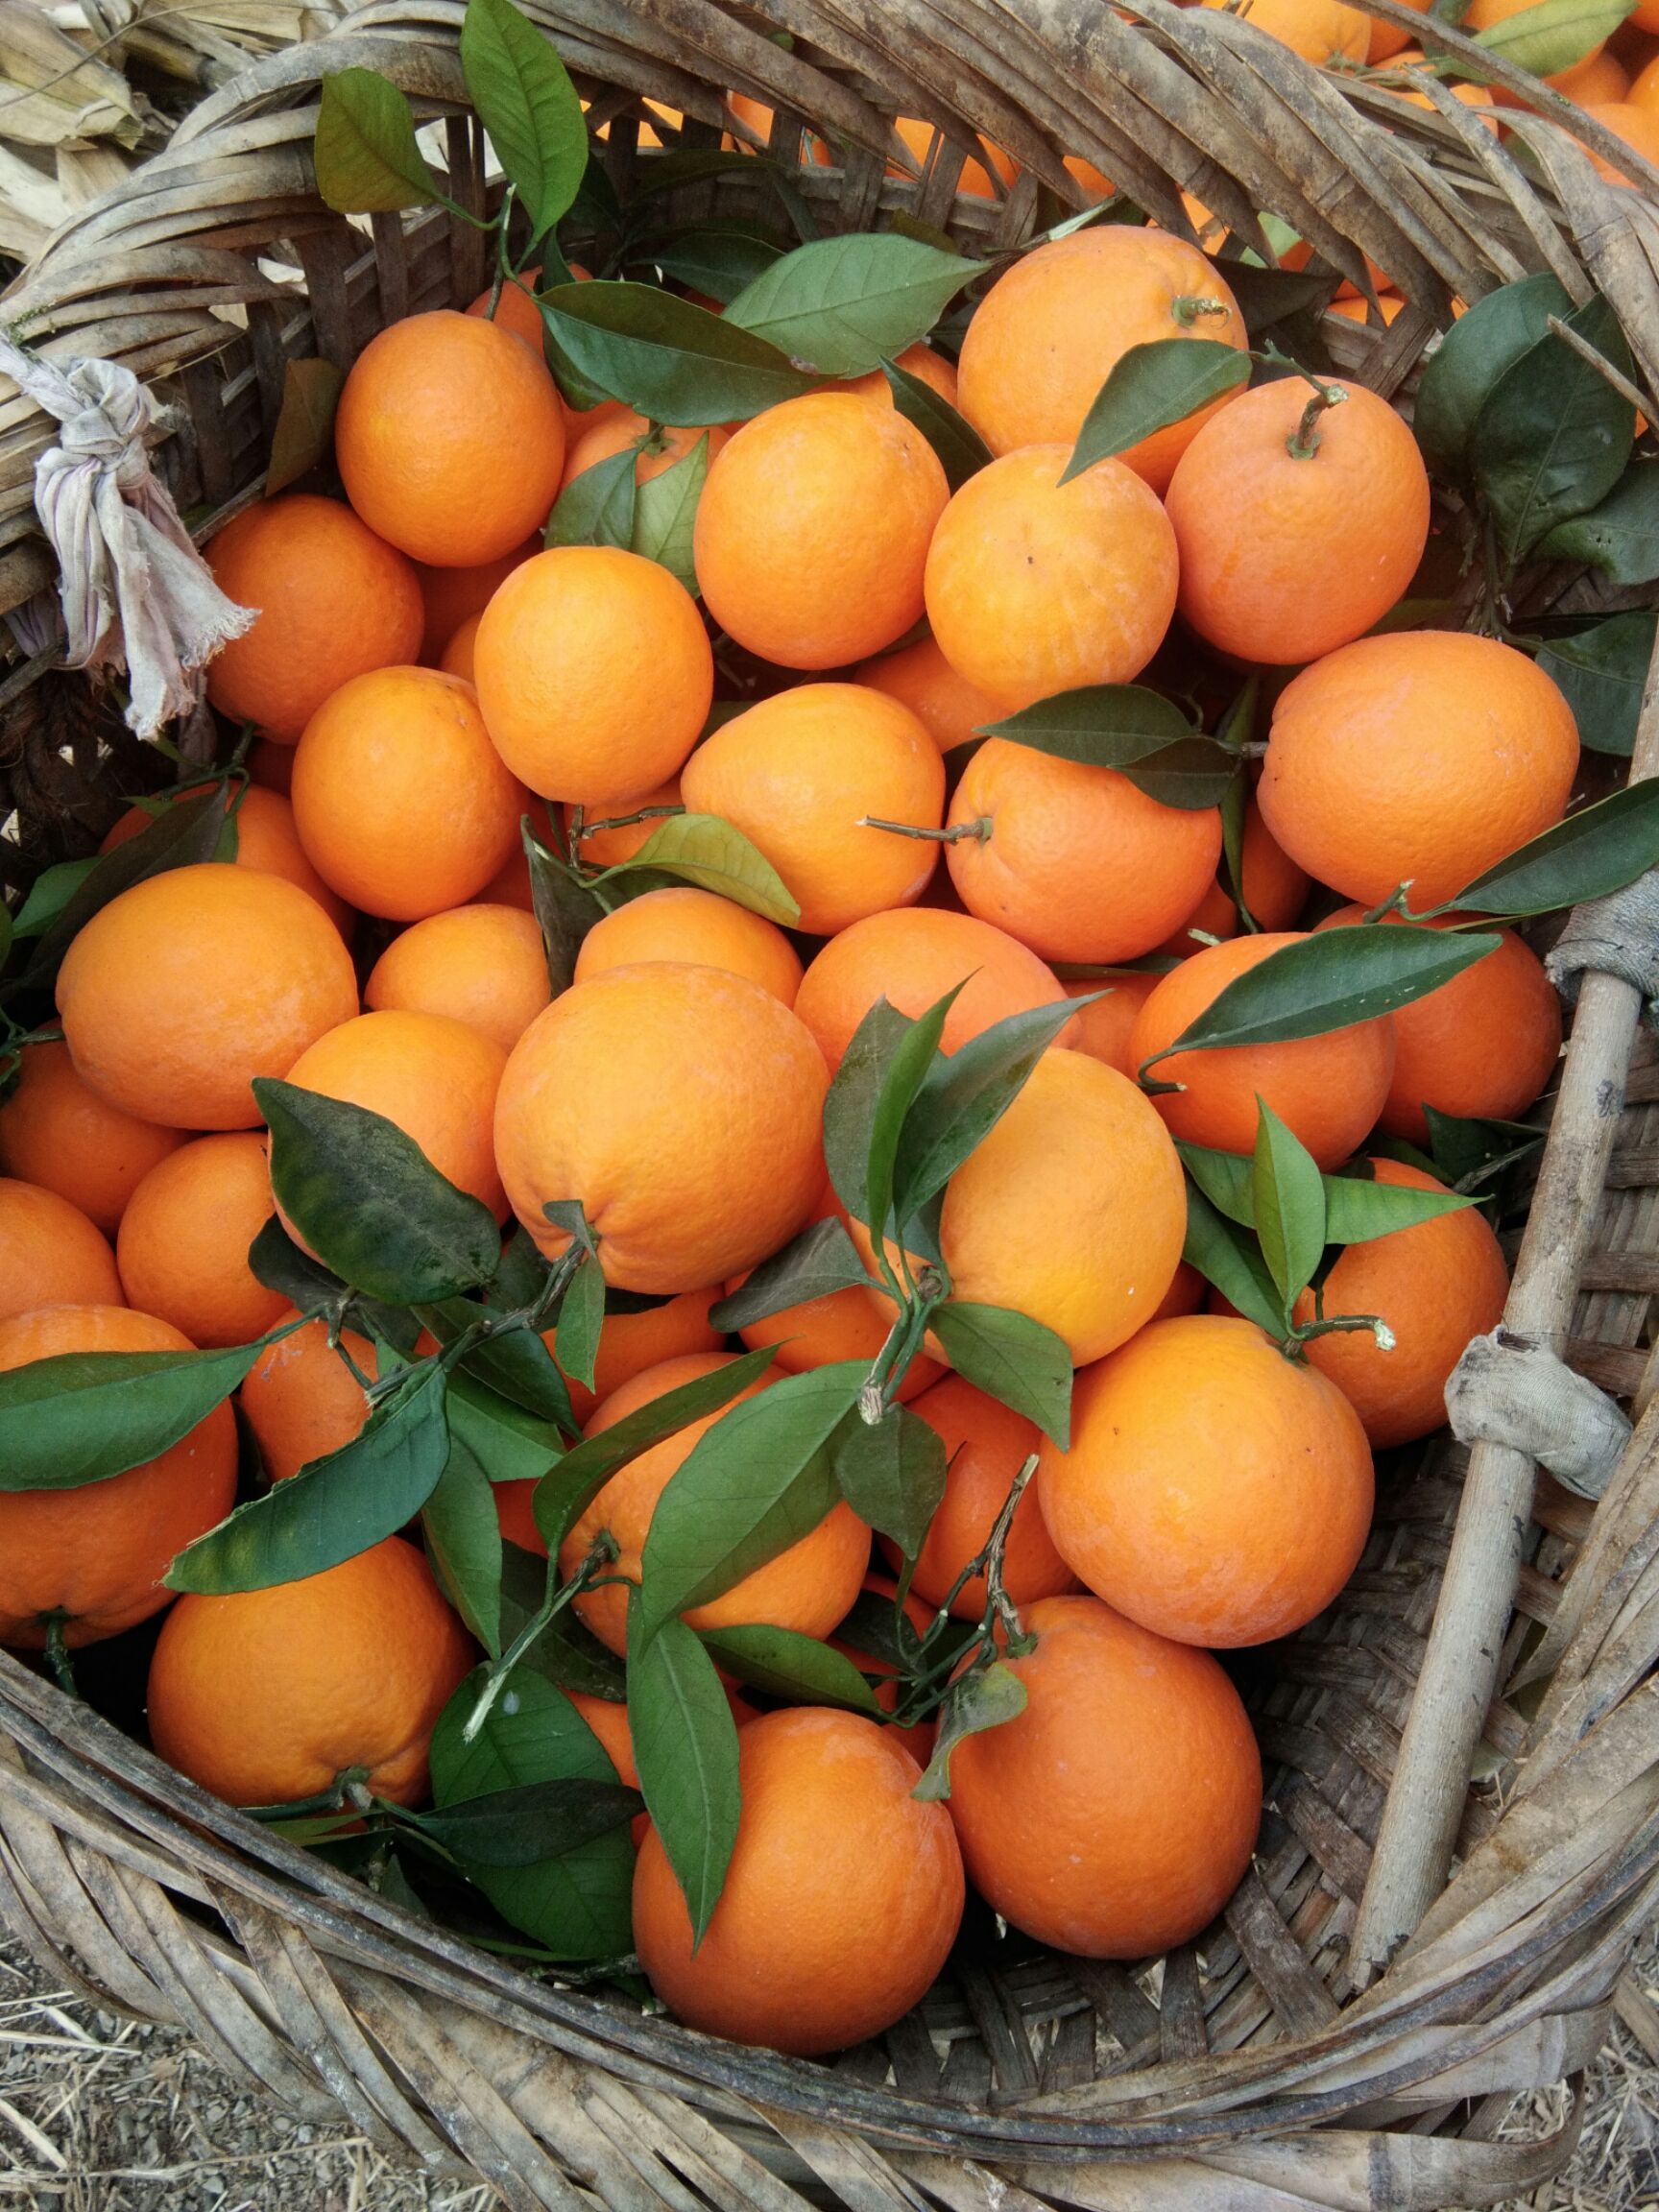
xmin=0 ymin=120 xmax=1582 ymax=2068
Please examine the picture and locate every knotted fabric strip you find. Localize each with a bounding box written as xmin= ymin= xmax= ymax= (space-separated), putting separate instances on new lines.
xmin=1446 ymin=1327 xmax=1631 ymax=1500
xmin=0 ymin=333 xmax=254 ymax=741
xmin=1545 ymin=870 xmax=1659 ymax=1022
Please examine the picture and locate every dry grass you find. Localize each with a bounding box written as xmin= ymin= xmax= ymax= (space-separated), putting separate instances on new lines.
xmin=0 ymin=1931 xmax=1655 ymax=2208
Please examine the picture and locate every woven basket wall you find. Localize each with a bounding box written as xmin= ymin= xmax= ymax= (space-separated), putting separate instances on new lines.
xmin=3 ymin=5 xmax=1659 ymax=2206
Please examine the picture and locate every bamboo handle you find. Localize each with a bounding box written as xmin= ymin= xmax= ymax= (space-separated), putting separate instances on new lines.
xmin=1349 ymin=640 xmax=1659 ymax=1983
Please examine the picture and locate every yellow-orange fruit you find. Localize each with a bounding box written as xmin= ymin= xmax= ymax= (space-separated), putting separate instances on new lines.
xmin=365 ymin=904 xmax=553 ymax=1053
xmin=440 ymin=613 xmax=481 ymax=682
xmin=335 ymin=310 xmax=565 ymax=565
xmin=494 ymin=963 xmax=828 ymax=1291
xmin=1203 ymin=0 xmax=1369 ymax=63
xmin=0 ymin=1177 xmax=121 ymax=1321
xmin=1039 ymin=1315 xmax=1374 ymax=1646
xmin=572 ymin=886 xmax=804 ymax=1005
xmin=693 ymin=392 xmax=949 ymax=668
xmin=0 ymin=1042 xmax=185 ymax=1234
xmin=946 ymin=1595 xmax=1261 ymax=1956
xmin=854 ymin=636 xmax=1005 ymax=754
xmin=895 ymin=1375 xmax=1076 ymax=1618
xmin=116 ymin=1135 xmax=286 ymax=1348
xmin=414 ymin=540 xmax=538 ymax=663
xmin=473 ymin=547 xmax=712 ymax=806
xmin=238 ymin=1308 xmax=374 ymax=1481
xmin=634 ymin=1708 xmax=962 ymax=2054
xmin=56 ymin=865 xmax=357 ymax=1132
xmin=291 ymin=665 xmax=523 ymax=922
xmin=1158 ymin=800 xmax=1310 ymax=958
xmin=0 ymin=1305 xmax=236 ymax=1647
xmin=679 ymin=684 xmax=945 ymax=935
xmin=1062 ymin=972 xmax=1164 ymax=1077
xmin=204 ymin=494 xmax=423 ymax=740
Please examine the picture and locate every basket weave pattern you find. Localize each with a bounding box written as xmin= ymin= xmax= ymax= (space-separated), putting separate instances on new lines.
xmin=2 ymin=6 xmax=1659 ymax=2204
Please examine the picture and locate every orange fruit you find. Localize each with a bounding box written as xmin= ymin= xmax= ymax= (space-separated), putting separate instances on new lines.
xmin=945 ymin=740 xmax=1222 ymax=964
xmin=563 ymin=777 xmax=682 ymax=868
xmin=335 ymin=310 xmax=565 ymax=565
xmin=1580 ymin=100 xmax=1659 ymax=180
xmin=1368 ymin=0 xmax=1429 ymax=60
xmin=1389 ymin=59 xmax=1499 ymax=116
xmin=897 ymin=1375 xmax=1076 ymax=1618
xmin=282 ymin=1010 xmax=508 ymax=1223
xmin=1039 ymin=1314 xmax=1374 ymax=1646
xmin=465 ymin=272 xmax=549 ymax=349
xmin=844 ymin=341 xmax=960 ymax=408
xmin=792 ymin=906 xmax=1073 ymax=1073
xmin=0 ymin=1041 xmax=185 ymax=1234
xmin=679 ymin=684 xmax=945 ymax=934
xmin=1562 ymin=50 xmax=1629 ymax=104
xmin=1627 ymin=50 xmax=1659 ymax=107
xmin=101 ymin=782 xmax=351 ymax=937
xmin=1129 ymin=930 xmax=1396 ymax=1167
xmin=1204 ymin=0 xmax=1369 ymax=63
xmin=204 ymin=494 xmax=423 ymax=741
xmin=1165 ymin=378 xmax=1431 ymax=665
xmin=0 ymin=1177 xmax=121 ymax=1322
xmin=829 ymin=1575 xmax=937 ymax=1766
xmin=0 ymin=1305 xmax=236 ymax=1647
xmin=147 ymin=1536 xmax=473 ymax=1807
xmin=1154 ymin=1259 xmax=1207 ymax=1320
xmin=1157 ymin=799 xmax=1310 ymax=958
xmin=633 ymin=1707 xmax=962 ymax=2054
xmin=956 ymin=229 xmax=1247 ymax=488
xmin=473 ymin=547 xmax=712 ymax=805
xmin=693 ymin=392 xmax=949 ymax=668
xmin=471 ymin=795 xmax=554 ymax=913
xmin=889 ymin=115 xmax=1017 ymax=199
xmin=558 ymin=1352 xmax=870 ymax=1655
xmin=871 ymin=1046 xmax=1186 ymax=1366
xmin=725 ymin=92 xmax=831 ymax=164
xmin=494 ymin=963 xmax=827 ymax=1291
xmin=1327 ymin=293 xmax=1408 ymax=325
xmin=365 ymin=904 xmax=552 ymax=1053
xmin=440 ymin=613 xmax=480 ymax=682
xmin=56 ymin=865 xmax=357 ymax=1133
xmin=731 ymin=1190 xmax=943 ymax=1397
xmin=116 ymin=1135 xmax=286 ymax=1349
xmin=925 ymin=448 xmax=1179 ymax=709
xmin=414 ymin=539 xmax=538 ymax=663
xmin=1259 ymin=632 xmax=1580 ymax=910
xmin=1063 ymin=971 xmax=1163 ymax=1077
xmin=1293 ymin=1158 xmax=1508 ymax=1447
xmin=572 ymin=886 xmax=804 ymax=1004
xmin=247 ymin=736 xmax=294 ymax=796
xmin=946 ymin=1594 xmax=1260 ymax=1956
xmin=291 ymin=665 xmax=524 ymax=922
xmin=1315 ymin=905 xmax=1562 ymax=1142
xmin=561 ymin=410 xmax=728 ymax=487
xmin=853 ymin=635 xmax=1004 ymax=754
xmin=238 ymin=1308 xmax=374 ymax=1481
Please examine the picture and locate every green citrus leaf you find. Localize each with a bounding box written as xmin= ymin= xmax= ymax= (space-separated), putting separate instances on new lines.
xmin=881 ymin=356 xmax=992 ymax=491
xmin=912 ymin=1660 xmax=1025 ymax=1801
xmin=696 ymin=1622 xmax=882 ymax=1715
xmin=21 ymin=787 xmax=227 ymax=990
xmin=1465 ymin=0 xmax=1635 ymax=79
xmin=545 ymin=445 xmax=637 ymax=550
xmin=824 ymin=998 xmax=915 ymax=1230
xmin=554 ymin=1252 xmax=606 ymax=1395
xmin=523 ymin=822 xmax=605 ymax=996
xmin=1413 ymin=272 xmax=1572 ymax=484
xmin=12 ymin=857 xmax=95 ymax=941
xmin=1063 ymin=338 xmax=1249 ymax=485
xmin=725 ymin=233 xmax=986 ymax=375
xmin=1536 ymin=612 xmax=1655 ymax=757
xmin=1251 ymin=1099 xmax=1326 ymax=1312
xmin=412 ymin=1773 xmax=640 ymax=1866
xmin=265 ymin=357 xmax=344 ymax=496
xmin=1436 ymin=781 xmax=1659 ymax=917
xmin=0 ymin=1340 xmax=258 ymax=1490
xmin=1322 ymin=1169 xmax=1476 ymax=1241
xmin=1421 ymin=1106 xmax=1544 ymax=1190
xmin=314 ymin=66 xmax=441 ymax=214
xmin=929 ymin=1303 xmax=1072 ymax=1448
xmin=445 ymin=1371 xmax=564 ymax=1485
xmin=539 ymin=280 xmax=819 ymax=423
xmin=708 ymin=1217 xmax=871 ymax=1332
xmin=1181 ymin=1183 xmax=1285 ymax=1337
xmin=631 ymin=433 xmax=708 ymax=594
xmin=601 ymin=812 xmax=799 ymax=925
xmin=980 ymin=684 xmax=1192 ymax=764
xmin=626 ymin=1605 xmax=740 ymax=1945
xmin=829 ymin=1403 xmax=947 ymax=1562
xmin=459 ymin=0 xmax=587 ymax=239
xmin=1538 ymin=458 xmax=1659 ymax=585
xmin=422 ymin=1433 xmax=504 ymax=1655
xmin=864 ymin=984 xmax=962 ymax=1248
xmin=644 ymin=224 xmax=785 ymax=303
xmin=1470 ymin=292 xmax=1636 ymax=560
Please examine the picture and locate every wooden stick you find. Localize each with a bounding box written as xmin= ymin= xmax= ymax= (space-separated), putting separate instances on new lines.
xmin=1350 ymin=637 xmax=1659 ymax=1983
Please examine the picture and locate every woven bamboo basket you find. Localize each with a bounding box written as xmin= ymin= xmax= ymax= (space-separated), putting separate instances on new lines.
xmin=3 ymin=4 xmax=1659 ymax=2204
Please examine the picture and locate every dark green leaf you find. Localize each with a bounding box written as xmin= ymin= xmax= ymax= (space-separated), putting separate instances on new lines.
xmin=429 ymin=1668 xmax=634 ymax=1959
xmin=1436 ymin=782 xmax=1659 ymax=918
xmin=1467 ymin=0 xmax=1635 ymax=78
xmin=626 ymin=1607 xmax=740 ymax=1945
xmin=980 ymin=684 xmax=1192 ymax=765
xmin=912 ymin=1661 xmax=1026 ymax=1800
xmin=314 ymin=66 xmax=441 ymax=213
xmin=555 ymin=1255 xmax=606 ymax=1394
xmin=892 ymin=993 xmax=1094 ymax=1226
xmin=1323 ymin=1172 xmax=1475 ymax=1241
xmin=247 ymin=1216 xmax=347 ymax=1315
xmin=423 ymin=1435 xmax=504 ymax=1655
xmin=539 ymin=281 xmax=819 ymax=424
xmin=602 ymin=812 xmax=799 ymax=925
xmin=880 ymin=356 xmax=992 ymax=491
xmin=414 ymin=1774 xmax=639 ymax=1866
xmin=1423 ymin=1105 xmax=1545 ymax=1190
xmin=930 ymin=1303 xmax=1072 ymax=1448
xmin=631 ymin=434 xmax=708 ymax=593
xmin=257 ymin=1078 xmax=501 ymax=1306
xmin=499 ymin=1542 xmax=628 ymax=1699
xmin=1178 ymin=1142 xmax=1255 ymax=1227
xmin=1536 ymin=613 xmax=1655 ymax=758
xmin=0 ymin=1340 xmax=259 ymax=1491
xmin=524 ymin=824 xmax=605 ymax=996
xmin=823 ymin=999 xmax=916 ymax=1229
xmin=22 ymin=787 xmax=227 ymax=989
xmin=12 ymin=856 xmax=96 ymax=939
xmin=865 ymin=986 xmax=961 ymax=1248
xmin=459 ymin=0 xmax=587 ymax=239
xmin=830 ymin=1404 xmax=947 ymax=1562
xmin=1471 ymin=293 xmax=1636 ymax=561
xmin=646 ymin=225 xmax=785 ymax=303
xmin=830 ymin=1587 xmax=922 ymax=1672
xmin=709 ymin=1217 xmax=871 ymax=1331
xmin=1413 ymin=272 xmax=1573 ymax=483
xmin=1181 ymin=1185 xmax=1286 ymax=1337
xmin=545 ymin=445 xmax=637 ymax=550
xmin=532 ymin=1346 xmax=776 ymax=1556
xmin=1143 ymin=926 xmax=1502 ymax=1064
xmin=1063 ymin=338 xmax=1250 ymax=485
xmin=636 ymin=1362 xmax=864 ymax=1638
xmin=697 ymin=1622 xmax=881 ymax=1714
xmin=1123 ymin=738 xmax=1239 ymax=810
xmin=420 ymin=1295 xmax=578 ymax=1431
xmin=1539 ymin=459 xmax=1659 ymax=585
xmin=166 ymin=1359 xmax=450 ymax=1592
xmin=265 ymin=357 xmax=344 ymax=496
xmin=446 ymin=1371 xmax=563 ymax=1484
xmin=1251 ymin=1100 xmax=1326 ymax=1311
xmin=724 ymin=233 xmax=986 ymax=375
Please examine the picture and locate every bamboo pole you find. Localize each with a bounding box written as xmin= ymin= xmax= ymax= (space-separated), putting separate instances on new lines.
xmin=1349 ymin=637 xmax=1659 ymax=1982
